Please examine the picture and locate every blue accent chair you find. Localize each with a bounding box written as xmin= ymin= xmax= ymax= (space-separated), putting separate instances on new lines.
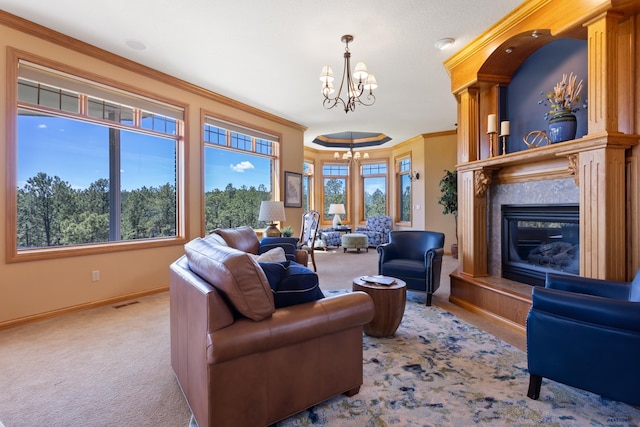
xmin=377 ymin=230 xmax=445 ymax=306
xmin=259 ymin=237 xmax=300 ymax=262
xmin=526 ymin=270 xmax=640 ymax=407
xmin=355 ymin=215 xmax=392 ymax=247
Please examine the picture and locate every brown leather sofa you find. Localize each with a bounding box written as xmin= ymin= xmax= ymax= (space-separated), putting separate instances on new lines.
xmin=170 ymin=227 xmax=375 ymax=427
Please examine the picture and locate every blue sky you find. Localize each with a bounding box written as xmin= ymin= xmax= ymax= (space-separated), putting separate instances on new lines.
xmin=204 ymin=147 xmax=271 ymax=192
xmin=18 ymin=114 xmax=270 ymax=192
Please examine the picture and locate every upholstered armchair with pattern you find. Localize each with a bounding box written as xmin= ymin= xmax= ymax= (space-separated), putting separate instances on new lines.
xmin=355 ymin=215 xmax=392 ymax=247
xmin=526 ymin=270 xmax=640 ymax=407
xmin=318 ymin=228 xmax=342 ymax=248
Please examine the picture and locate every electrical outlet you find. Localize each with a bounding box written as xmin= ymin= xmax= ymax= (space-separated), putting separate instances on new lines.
xmin=92 ymin=270 xmax=100 ymax=282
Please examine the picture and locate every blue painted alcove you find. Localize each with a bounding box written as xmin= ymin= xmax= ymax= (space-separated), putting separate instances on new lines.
xmin=504 ymin=38 xmax=588 ymax=154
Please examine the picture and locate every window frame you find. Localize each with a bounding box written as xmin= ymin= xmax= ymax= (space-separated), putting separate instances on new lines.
xmin=396 ymin=155 xmax=412 ymax=225
xmin=303 ymin=159 xmax=315 ymax=213
xmin=321 ymin=162 xmax=350 ymax=225
xmin=360 ymin=160 xmax=389 ymax=221
xmin=201 ymin=111 xmax=282 ymax=234
xmin=6 ymin=49 xmax=188 ymax=263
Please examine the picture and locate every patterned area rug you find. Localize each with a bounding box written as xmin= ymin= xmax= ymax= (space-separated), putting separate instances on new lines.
xmin=278 ymin=291 xmax=640 ymax=427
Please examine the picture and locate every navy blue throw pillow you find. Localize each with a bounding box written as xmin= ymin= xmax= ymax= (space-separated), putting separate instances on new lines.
xmin=258 ymin=261 xmax=290 ymax=290
xmin=259 ymin=261 xmax=324 ymax=308
xmin=273 ymin=263 xmax=324 ymax=308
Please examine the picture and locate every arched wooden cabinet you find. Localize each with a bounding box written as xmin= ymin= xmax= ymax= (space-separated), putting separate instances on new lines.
xmin=444 ymin=0 xmax=640 ymax=331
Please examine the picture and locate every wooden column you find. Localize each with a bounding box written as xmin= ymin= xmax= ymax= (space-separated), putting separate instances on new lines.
xmin=586 ymin=12 xmax=622 ymax=134
xmin=577 ymin=12 xmax=629 ymax=280
xmin=458 ymin=167 xmax=494 ymax=277
xmin=579 ymin=143 xmax=628 ymax=281
xmin=457 ymin=88 xmax=480 ymax=164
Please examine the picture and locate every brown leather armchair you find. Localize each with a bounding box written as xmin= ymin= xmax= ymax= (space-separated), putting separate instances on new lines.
xmin=170 ymin=233 xmax=374 ymax=427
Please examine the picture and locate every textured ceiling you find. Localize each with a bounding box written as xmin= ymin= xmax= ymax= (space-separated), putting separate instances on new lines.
xmin=0 ymin=0 xmax=523 ymax=148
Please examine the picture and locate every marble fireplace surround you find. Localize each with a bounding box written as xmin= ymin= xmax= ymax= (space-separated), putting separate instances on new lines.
xmin=489 ymin=178 xmax=579 ymax=278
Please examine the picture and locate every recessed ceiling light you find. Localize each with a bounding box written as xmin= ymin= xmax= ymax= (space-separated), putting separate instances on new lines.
xmin=125 ymin=39 xmax=147 ymax=51
xmin=434 ymin=38 xmax=455 ymax=50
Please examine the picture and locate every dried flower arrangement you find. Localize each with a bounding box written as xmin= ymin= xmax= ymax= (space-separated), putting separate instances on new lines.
xmin=539 ymin=72 xmax=585 ymax=120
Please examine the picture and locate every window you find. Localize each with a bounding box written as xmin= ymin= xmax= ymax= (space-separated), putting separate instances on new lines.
xmin=11 ymin=59 xmax=184 ymax=260
xmin=303 ymin=160 xmax=314 ymax=212
xmin=361 ymin=162 xmax=387 ymax=219
xmin=203 ymin=116 xmax=279 ymax=231
xmin=397 ymin=158 xmax=412 ymax=222
xmin=322 ymin=163 xmax=348 ymax=222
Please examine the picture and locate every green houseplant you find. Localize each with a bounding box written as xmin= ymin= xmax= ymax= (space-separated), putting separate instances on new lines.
xmin=437 ymin=169 xmax=458 ymax=259
xmin=281 ymin=226 xmax=294 ymax=237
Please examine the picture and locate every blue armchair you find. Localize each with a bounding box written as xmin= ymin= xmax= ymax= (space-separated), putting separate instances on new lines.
xmin=377 ymin=230 xmax=445 ymax=306
xmin=259 ymin=237 xmax=301 ymax=262
xmin=356 ymin=215 xmax=392 ymax=247
xmin=526 ymin=270 xmax=640 ymax=407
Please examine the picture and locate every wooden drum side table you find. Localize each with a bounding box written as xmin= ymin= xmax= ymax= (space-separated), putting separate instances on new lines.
xmin=352 ymin=276 xmax=407 ymax=337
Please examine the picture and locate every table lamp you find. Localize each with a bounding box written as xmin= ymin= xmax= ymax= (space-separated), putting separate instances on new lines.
xmin=328 ymin=203 xmax=346 ymax=228
xmin=258 ymin=201 xmax=286 ymax=237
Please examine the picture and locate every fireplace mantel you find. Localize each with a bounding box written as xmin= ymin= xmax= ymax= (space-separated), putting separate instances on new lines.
xmin=457 ymin=133 xmax=639 ymax=186
xmin=457 ymin=133 xmax=639 ymax=171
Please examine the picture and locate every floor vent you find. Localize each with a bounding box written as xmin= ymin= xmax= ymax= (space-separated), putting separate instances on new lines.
xmin=113 ymin=301 xmax=140 ymax=309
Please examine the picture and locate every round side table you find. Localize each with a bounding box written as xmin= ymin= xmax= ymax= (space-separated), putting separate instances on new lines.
xmin=352 ymin=276 xmax=406 ymax=337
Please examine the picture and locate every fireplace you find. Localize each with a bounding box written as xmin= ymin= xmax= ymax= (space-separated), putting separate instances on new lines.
xmin=502 ymin=204 xmax=579 ymax=286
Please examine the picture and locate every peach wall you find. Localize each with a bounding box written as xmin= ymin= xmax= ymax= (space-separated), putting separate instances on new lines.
xmin=0 ymin=17 xmax=305 ymax=326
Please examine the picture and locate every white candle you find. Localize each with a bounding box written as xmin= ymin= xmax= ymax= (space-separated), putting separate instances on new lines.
xmin=500 ymin=120 xmax=510 ymax=136
xmin=487 ymin=114 xmax=497 ymax=133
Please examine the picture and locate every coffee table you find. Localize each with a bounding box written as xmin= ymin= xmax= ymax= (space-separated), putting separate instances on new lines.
xmin=352 ymin=276 xmax=406 ymax=337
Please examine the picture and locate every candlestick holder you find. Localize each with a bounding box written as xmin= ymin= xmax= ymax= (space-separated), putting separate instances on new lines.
xmin=487 ymin=132 xmax=496 ymax=157
xmin=499 ymin=134 xmax=508 ymax=155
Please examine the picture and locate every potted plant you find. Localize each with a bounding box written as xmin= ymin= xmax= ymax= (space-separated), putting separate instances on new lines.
xmin=280 ymin=226 xmax=294 ymax=237
xmin=437 ymin=169 xmax=458 ymax=259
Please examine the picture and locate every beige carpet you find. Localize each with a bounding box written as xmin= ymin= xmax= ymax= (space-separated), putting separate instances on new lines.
xmin=0 ymin=249 xmax=525 ymax=426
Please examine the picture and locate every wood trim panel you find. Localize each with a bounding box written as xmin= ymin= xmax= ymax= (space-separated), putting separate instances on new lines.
xmin=494 ymin=157 xmax=572 ymax=184
xmin=626 ymin=155 xmax=639 ymax=277
xmin=450 ymin=271 xmax=530 ymax=333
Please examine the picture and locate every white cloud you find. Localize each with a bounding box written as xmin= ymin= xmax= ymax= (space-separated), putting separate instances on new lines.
xmin=230 ymin=161 xmax=255 ymax=173
xmin=38 ymin=124 xmax=47 ymax=129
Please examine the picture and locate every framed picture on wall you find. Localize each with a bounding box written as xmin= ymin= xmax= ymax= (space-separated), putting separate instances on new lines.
xmin=284 ymin=171 xmax=302 ymax=208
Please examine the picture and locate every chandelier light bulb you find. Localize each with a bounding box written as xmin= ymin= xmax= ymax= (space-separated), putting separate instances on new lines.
xmin=364 ymin=74 xmax=378 ymax=91
xmin=353 ymin=62 xmax=369 ymax=81
xmin=322 ymin=81 xmax=335 ymax=96
xmin=319 ymin=65 xmax=334 ymax=83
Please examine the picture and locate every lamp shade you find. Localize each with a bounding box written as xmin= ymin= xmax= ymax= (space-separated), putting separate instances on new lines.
xmin=328 ymin=204 xmax=346 ymax=215
xmin=258 ymin=201 xmax=286 ymax=222
xmin=328 ymin=203 xmax=346 ymax=228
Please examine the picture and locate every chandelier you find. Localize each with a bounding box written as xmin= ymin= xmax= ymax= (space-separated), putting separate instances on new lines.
xmin=320 ymin=35 xmax=378 ymax=113
xmin=333 ymin=145 xmax=369 ymax=165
